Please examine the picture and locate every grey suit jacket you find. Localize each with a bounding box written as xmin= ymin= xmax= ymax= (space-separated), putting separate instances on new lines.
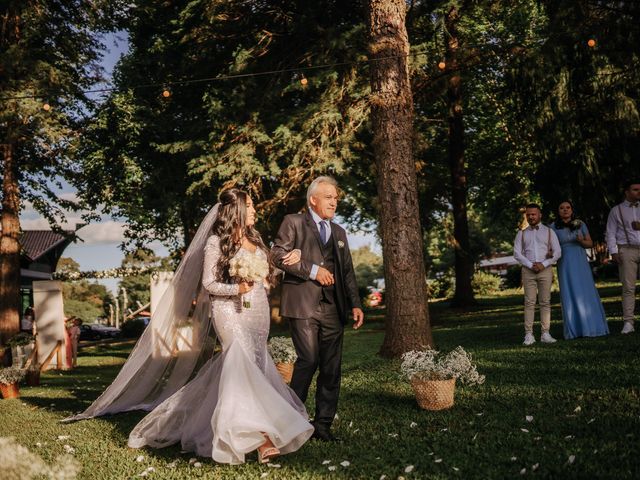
xmin=271 ymin=211 xmax=362 ymax=324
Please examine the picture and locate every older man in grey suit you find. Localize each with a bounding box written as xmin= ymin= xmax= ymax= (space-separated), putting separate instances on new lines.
xmin=271 ymin=176 xmax=364 ymax=442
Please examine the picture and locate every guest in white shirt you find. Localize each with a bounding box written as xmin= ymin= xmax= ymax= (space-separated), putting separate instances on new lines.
xmin=605 ymin=179 xmax=640 ymax=334
xmin=513 ymin=203 xmax=561 ymax=345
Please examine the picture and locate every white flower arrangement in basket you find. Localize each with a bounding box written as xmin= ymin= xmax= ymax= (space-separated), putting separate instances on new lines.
xmin=228 ymin=253 xmax=269 ymax=308
xmin=400 ymin=346 xmax=484 ymax=410
xmin=0 ymin=366 xmax=26 ymax=386
xmin=268 ymin=336 xmax=298 ymax=364
xmin=400 ymin=346 xmax=485 ymax=386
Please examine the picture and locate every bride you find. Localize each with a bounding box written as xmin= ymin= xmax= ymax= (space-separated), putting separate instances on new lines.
xmin=66 ymin=188 xmax=313 ymax=464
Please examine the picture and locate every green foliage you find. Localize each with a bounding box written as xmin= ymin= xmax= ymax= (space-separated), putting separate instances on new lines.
xmin=119 ymin=319 xmax=147 ymax=339
xmin=471 ymin=271 xmax=503 ymax=296
xmin=117 ymin=249 xmax=171 ymax=311
xmin=60 ymin=260 xmax=113 ymax=320
xmin=351 ymin=245 xmax=384 ymax=290
xmin=6 ymin=332 xmax=34 ymax=348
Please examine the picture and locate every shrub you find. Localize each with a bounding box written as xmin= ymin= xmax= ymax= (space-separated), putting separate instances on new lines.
xmin=472 ymin=271 xmax=502 ymax=295
xmin=503 ymin=265 xmax=522 ymax=289
xmin=7 ymin=333 xmax=34 ymax=348
xmin=120 ymin=318 xmax=147 ymax=338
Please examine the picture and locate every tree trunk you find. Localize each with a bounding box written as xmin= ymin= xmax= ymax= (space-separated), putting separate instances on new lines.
xmin=445 ymin=5 xmax=476 ymax=307
xmin=0 ymin=143 xmax=22 ymax=344
xmin=367 ymin=0 xmax=433 ymax=357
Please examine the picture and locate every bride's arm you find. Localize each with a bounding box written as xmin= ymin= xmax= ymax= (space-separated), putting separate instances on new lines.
xmin=202 ymin=236 xmax=240 ymax=296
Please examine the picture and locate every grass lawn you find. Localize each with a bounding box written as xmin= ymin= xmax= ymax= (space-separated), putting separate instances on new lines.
xmin=2 ymin=283 xmax=639 ymax=479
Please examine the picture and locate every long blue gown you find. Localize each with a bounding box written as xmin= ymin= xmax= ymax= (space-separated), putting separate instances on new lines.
xmin=552 ymin=222 xmax=609 ymax=339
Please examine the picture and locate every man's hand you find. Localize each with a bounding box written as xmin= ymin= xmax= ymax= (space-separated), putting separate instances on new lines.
xmin=282 ymin=249 xmax=301 ymax=265
xmin=532 ymin=262 xmax=544 ymax=273
xmin=611 ymin=253 xmax=620 ymax=264
xmin=315 ymin=267 xmax=335 ymax=286
xmin=238 ymin=281 xmax=254 ymax=294
xmin=352 ymin=308 xmax=364 ymax=329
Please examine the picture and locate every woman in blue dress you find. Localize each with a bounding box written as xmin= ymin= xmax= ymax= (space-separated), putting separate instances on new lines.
xmin=552 ymin=201 xmax=609 ymax=339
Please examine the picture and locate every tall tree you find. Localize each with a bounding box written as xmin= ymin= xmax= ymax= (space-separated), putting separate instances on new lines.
xmin=0 ymin=1 xmax=124 ymax=343
xmin=444 ymin=2 xmax=475 ymax=306
xmin=367 ymin=0 xmax=433 ymax=356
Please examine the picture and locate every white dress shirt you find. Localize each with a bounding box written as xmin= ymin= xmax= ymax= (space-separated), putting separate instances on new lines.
xmin=513 ymin=224 xmax=561 ymax=269
xmin=309 ymin=208 xmax=332 ymax=280
xmin=606 ymin=200 xmax=640 ymax=254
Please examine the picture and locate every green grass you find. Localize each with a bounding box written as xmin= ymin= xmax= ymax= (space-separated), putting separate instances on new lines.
xmin=2 ymin=283 xmax=639 ymax=479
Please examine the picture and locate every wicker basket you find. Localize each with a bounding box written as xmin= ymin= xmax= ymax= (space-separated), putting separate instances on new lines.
xmin=275 ymin=362 xmax=294 ymax=384
xmin=411 ymin=377 xmax=455 ymax=410
xmin=0 ymin=382 xmax=20 ymax=399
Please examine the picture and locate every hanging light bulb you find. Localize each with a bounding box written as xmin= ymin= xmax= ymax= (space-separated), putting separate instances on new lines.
xmin=42 ymin=103 xmax=51 ymax=111
xmin=587 ymin=38 xmax=596 ymax=48
xmin=162 ymin=89 xmax=171 ymax=98
xmin=438 ymin=61 xmax=446 ymax=71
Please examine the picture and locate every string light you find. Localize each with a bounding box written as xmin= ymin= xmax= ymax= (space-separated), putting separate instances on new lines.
xmin=162 ymin=89 xmax=171 ymax=98
xmin=587 ymin=38 xmax=596 ymax=48
xmin=42 ymin=103 xmax=51 ymax=111
xmin=438 ymin=61 xmax=446 ymax=70
xmin=300 ymin=76 xmax=308 ymax=86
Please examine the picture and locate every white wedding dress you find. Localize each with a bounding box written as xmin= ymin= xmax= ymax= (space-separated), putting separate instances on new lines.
xmin=128 ymin=236 xmax=313 ymax=464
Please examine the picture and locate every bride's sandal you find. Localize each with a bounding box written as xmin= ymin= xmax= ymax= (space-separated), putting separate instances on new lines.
xmin=258 ymin=446 xmax=280 ymax=464
xmin=258 ymin=437 xmax=280 ymax=464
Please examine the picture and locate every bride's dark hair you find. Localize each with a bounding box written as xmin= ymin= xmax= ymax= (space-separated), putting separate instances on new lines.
xmin=211 ymin=188 xmax=277 ymax=285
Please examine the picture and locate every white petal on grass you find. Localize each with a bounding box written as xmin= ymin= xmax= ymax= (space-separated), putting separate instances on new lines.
xmin=453 ymin=467 xmax=460 ymax=472
xmin=340 ymin=460 xmax=350 ymax=467
xmin=57 ymin=435 xmax=70 ymax=441
xmin=322 ymin=460 xmax=332 ymax=465
xmin=410 ymin=422 xmax=418 ymax=428
xmin=404 ymin=465 xmax=414 ymax=473
xmin=267 ymin=463 xmax=281 ymax=468
xmin=441 ymin=428 xmax=448 ymax=432
xmin=63 ymin=445 xmax=75 ymax=454
xmin=388 ymin=433 xmax=398 ymax=438
xmin=472 ymin=433 xmax=478 ymax=441
xmin=261 ymin=473 xmax=269 ymax=478
xmin=532 ymin=463 xmax=539 ymax=471
xmin=167 ymin=460 xmax=178 ymax=469
xmin=574 ymin=406 xmax=582 ymax=413
xmin=565 ymin=435 xmax=574 ymax=440
xmin=520 ymin=468 xmax=527 ymax=475
xmin=525 ymin=415 xmax=534 ymax=422
xmin=353 ymin=429 xmax=359 ymax=433
xmin=568 ymin=455 xmax=576 ymax=465
xmin=136 ymin=455 xmax=146 ymax=463
xmin=193 ymin=462 xmax=202 ymax=468
xmin=349 ymin=421 xmax=353 ymax=428
xmin=520 ymin=428 xmax=529 ymax=433
xmin=328 ymin=466 xmax=337 ymax=471
xmin=435 ymin=458 xmax=443 ymax=463
xmin=379 ymin=475 xmax=387 ymax=480
xmin=587 ymin=418 xmax=595 ymax=424
xmin=511 ymin=457 xmax=517 ymax=462
xmin=534 ymin=436 xmax=542 ymax=441
xmin=35 ymin=442 xmax=42 ymax=448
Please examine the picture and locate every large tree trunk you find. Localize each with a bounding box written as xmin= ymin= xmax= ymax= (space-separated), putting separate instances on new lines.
xmin=0 ymin=143 xmax=22 ymax=344
xmin=445 ymin=5 xmax=476 ymax=307
xmin=367 ymin=0 xmax=433 ymax=357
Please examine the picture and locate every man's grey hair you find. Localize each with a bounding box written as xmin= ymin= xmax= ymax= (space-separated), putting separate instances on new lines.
xmin=307 ymin=176 xmax=338 ymax=206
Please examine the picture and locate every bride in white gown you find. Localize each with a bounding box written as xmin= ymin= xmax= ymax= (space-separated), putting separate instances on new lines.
xmin=66 ymin=189 xmax=313 ymax=464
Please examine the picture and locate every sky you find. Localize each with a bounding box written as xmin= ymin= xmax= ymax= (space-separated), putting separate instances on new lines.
xmin=21 ymin=31 xmax=379 ymax=294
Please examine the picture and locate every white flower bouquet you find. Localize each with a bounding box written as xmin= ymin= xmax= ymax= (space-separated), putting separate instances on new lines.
xmin=400 ymin=346 xmax=485 ymax=386
xmin=229 ymin=253 xmax=269 ymax=308
xmin=268 ymin=336 xmax=297 ymax=364
xmin=0 ymin=366 xmax=26 ymax=385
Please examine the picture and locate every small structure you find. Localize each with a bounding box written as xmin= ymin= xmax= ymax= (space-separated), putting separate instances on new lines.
xmin=19 ymin=229 xmax=77 ymax=319
xmin=478 ymin=254 xmax=518 ymax=276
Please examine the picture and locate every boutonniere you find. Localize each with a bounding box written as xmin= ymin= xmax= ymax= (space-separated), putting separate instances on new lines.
xmin=338 ymin=240 xmax=345 ymax=248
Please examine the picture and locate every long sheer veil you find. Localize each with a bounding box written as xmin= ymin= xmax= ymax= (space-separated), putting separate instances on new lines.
xmin=65 ymin=204 xmax=221 ymax=421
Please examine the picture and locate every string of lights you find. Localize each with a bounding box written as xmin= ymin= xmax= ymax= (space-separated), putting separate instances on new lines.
xmin=0 ymin=38 xmax=599 ymax=107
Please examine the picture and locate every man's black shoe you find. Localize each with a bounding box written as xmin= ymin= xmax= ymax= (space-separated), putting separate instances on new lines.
xmin=311 ymin=426 xmax=341 ymax=442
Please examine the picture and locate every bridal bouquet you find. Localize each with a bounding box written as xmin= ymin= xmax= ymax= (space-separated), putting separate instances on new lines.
xmin=229 ymin=253 xmax=269 ymax=308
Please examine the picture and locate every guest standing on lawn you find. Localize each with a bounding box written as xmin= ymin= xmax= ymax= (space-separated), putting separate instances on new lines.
xmin=513 ymin=203 xmax=561 ymax=346
xmin=606 ymin=179 xmax=640 ymax=334
xmin=552 ymin=201 xmax=609 ymax=339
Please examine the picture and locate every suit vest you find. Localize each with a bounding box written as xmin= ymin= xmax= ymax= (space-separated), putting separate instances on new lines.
xmin=320 ymin=237 xmax=336 ymax=303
